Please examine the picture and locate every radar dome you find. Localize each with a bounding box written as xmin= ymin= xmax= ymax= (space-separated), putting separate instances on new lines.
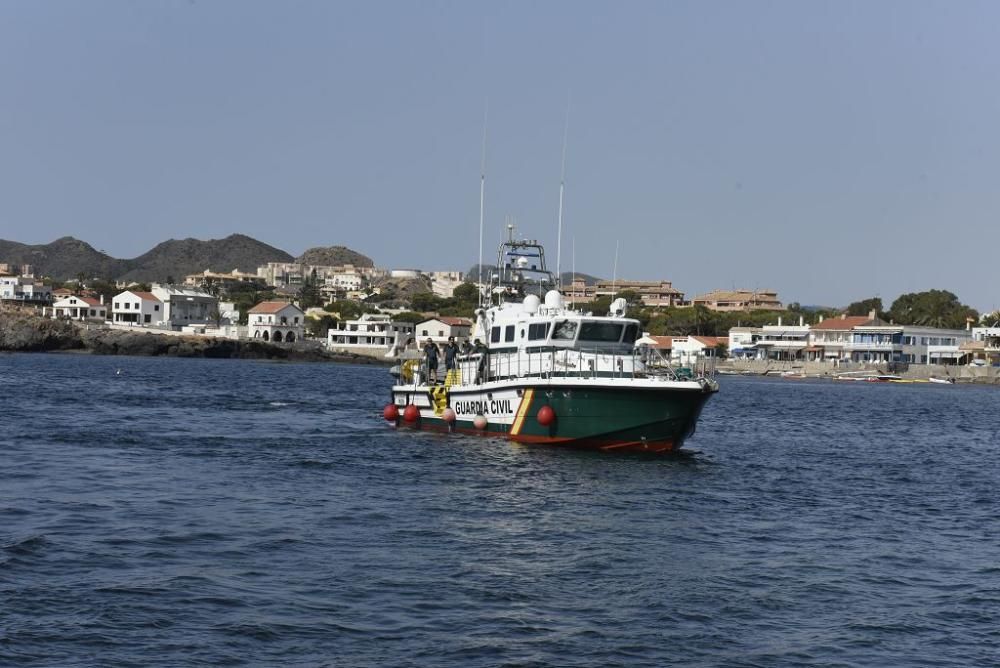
xmin=523 ymin=294 xmax=541 ymax=314
xmin=544 ymin=290 xmax=563 ymax=309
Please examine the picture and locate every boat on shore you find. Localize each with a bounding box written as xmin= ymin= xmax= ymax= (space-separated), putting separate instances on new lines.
xmin=383 ymin=233 xmax=719 ymax=454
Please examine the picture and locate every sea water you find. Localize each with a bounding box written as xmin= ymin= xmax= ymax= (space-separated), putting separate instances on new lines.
xmin=1 ymin=353 xmax=999 ymax=667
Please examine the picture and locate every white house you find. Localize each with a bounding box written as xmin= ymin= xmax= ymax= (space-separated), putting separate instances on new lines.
xmin=755 ymin=317 xmax=810 ymax=361
xmin=728 ymin=327 xmax=760 ymax=359
xmin=0 ymin=275 xmax=52 ymax=302
xmin=151 ymin=285 xmax=218 ymax=329
xmin=111 ymin=290 xmax=163 ymax=325
xmin=415 ymin=317 xmax=474 ymax=344
xmin=807 ymin=314 xmax=970 ymax=365
xmin=327 ymin=313 xmax=415 ymax=357
xmin=966 ymin=327 xmax=1000 ymax=365
xmin=248 ymin=301 xmax=305 ymax=343
xmin=50 ymin=296 xmax=107 ymax=321
xmin=670 ymin=336 xmax=725 ymax=365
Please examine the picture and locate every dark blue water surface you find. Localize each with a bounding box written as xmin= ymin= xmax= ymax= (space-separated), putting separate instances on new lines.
xmin=2 ymin=353 xmax=1000 ymax=667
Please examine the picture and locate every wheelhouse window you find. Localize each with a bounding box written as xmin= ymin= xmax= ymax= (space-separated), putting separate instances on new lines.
xmin=552 ymin=320 xmax=578 ymax=340
xmin=528 ymin=323 xmax=551 ymax=341
xmin=579 ymin=321 xmax=624 ymax=342
xmin=504 ymin=325 xmax=515 ymax=342
xmin=623 ymin=323 xmax=639 ymax=344
xmin=490 ymin=326 xmax=501 ymax=343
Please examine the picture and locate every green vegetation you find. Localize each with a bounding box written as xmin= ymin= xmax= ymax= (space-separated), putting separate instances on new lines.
xmin=887 ymin=290 xmax=978 ymax=329
xmin=324 ymin=300 xmax=376 ymax=321
xmin=305 ymin=314 xmax=338 ymax=338
xmin=401 ymin=283 xmax=482 ymax=318
xmin=392 ymin=311 xmax=426 ymax=324
xmin=297 ymin=270 xmax=323 ymax=310
xmin=846 ymin=297 xmax=886 ymax=319
xmin=227 ymin=282 xmax=277 ymax=325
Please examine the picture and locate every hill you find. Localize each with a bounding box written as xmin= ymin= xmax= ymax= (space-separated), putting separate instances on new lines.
xmin=117 ymin=234 xmax=294 ymax=283
xmin=0 ymin=234 xmax=298 ymax=282
xmin=295 ymin=246 xmax=373 ymax=268
xmin=368 ymin=274 xmax=433 ymax=304
xmin=0 ymin=237 xmax=128 ymax=280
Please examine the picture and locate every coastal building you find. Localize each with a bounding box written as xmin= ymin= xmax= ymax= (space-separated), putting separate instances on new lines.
xmin=565 ymin=278 xmax=685 ymax=307
xmin=0 ymin=263 xmax=34 ymax=277
xmin=416 ymin=316 xmax=473 ymax=344
xmin=789 ymin=313 xmax=970 ymax=364
xmin=218 ymin=301 xmax=240 ymax=326
xmin=248 ymin=301 xmax=305 ymax=343
xmin=327 ymin=313 xmax=415 ymax=357
xmin=754 ymin=317 xmax=810 ymax=361
xmin=183 ymin=269 xmax=266 ymax=290
xmin=428 ymin=271 xmax=465 ymax=298
xmin=728 ymin=327 xmax=761 ymax=359
xmin=966 ymin=327 xmax=1000 ymax=365
xmin=669 ymin=336 xmax=725 ymax=365
xmin=726 ymin=312 xmax=976 ymax=365
xmin=0 ymin=275 xmax=52 ymax=303
xmin=593 ymin=280 xmax=685 ymax=307
xmin=48 ymin=296 xmax=107 ymax=321
xmin=635 ymin=335 xmax=674 ymax=364
xmin=692 ymin=289 xmax=784 ymax=312
xmin=111 ymin=290 xmax=163 ymax=325
xmin=258 ymin=262 xmax=383 ymax=289
xmin=151 ymin=285 xmax=218 ymax=329
xmin=257 ymin=262 xmax=306 ymax=287
xmin=390 ymin=269 xmax=421 ymax=279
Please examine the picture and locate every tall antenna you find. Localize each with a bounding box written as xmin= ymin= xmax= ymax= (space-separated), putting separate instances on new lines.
xmin=612 ymin=239 xmax=619 ymax=295
xmin=477 ymin=101 xmax=488 ymax=307
xmin=571 ymin=236 xmax=576 ymax=308
xmin=556 ymin=96 xmax=570 ymax=291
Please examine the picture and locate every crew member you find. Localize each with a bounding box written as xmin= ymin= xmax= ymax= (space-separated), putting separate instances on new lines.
xmin=423 ymin=338 xmax=440 ymax=384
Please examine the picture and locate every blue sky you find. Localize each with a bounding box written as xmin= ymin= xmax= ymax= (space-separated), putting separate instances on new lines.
xmin=1 ymin=1 xmax=997 ymax=311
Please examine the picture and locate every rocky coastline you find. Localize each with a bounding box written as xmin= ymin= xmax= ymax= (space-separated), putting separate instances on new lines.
xmin=0 ymin=309 xmax=387 ymax=364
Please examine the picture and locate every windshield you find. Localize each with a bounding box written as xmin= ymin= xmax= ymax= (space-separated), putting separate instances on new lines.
xmin=579 ymin=321 xmax=624 ymax=342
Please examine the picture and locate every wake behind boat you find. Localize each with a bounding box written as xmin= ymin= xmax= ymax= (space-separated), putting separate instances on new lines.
xmin=383 ymin=232 xmax=719 ymax=453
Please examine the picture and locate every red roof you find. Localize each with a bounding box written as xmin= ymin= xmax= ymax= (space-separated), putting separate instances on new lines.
xmin=692 ymin=335 xmax=724 ymax=347
xmin=648 ymin=335 xmax=672 ymax=349
xmin=434 ymin=317 xmax=473 ymax=326
xmin=810 ymin=316 xmax=873 ymax=330
xmin=80 ymin=297 xmax=103 ymax=307
xmin=127 ymin=291 xmax=161 ymax=302
xmin=248 ymin=300 xmax=298 ymax=314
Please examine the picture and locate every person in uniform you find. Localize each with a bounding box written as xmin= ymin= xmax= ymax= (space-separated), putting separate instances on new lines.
xmin=444 ymin=336 xmax=459 ymax=376
xmin=423 ymin=338 xmax=440 ymax=384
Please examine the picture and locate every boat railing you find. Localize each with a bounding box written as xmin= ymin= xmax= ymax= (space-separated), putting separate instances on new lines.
xmin=400 ymin=346 xmax=714 ymax=388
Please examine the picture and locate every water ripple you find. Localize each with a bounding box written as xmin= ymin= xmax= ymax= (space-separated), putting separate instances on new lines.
xmin=1 ymin=356 xmax=999 ymax=666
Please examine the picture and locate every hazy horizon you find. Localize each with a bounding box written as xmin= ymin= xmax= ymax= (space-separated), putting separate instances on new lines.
xmin=2 ymin=1 xmax=997 ymax=312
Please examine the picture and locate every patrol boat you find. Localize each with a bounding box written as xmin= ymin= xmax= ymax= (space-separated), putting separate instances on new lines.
xmin=384 ymin=234 xmax=719 ymax=453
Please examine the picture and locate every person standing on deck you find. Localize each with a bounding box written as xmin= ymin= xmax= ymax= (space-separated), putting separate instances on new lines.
xmin=473 ymin=338 xmax=488 ymax=383
xmin=444 ymin=337 xmax=459 ymax=379
xmin=423 ymin=338 xmax=440 ymax=384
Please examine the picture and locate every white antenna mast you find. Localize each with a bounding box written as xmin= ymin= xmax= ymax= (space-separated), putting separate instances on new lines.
xmin=478 ymin=101 xmax=488 ymax=307
xmin=556 ymin=97 xmax=569 ymax=291
xmin=612 ymin=239 xmax=619 ymax=295
xmin=571 ymin=236 xmax=576 ymax=308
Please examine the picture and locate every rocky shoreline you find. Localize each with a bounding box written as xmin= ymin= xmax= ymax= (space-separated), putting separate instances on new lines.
xmin=0 ymin=310 xmax=388 ymax=365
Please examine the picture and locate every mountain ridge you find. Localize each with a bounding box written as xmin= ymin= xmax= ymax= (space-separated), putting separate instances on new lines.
xmin=0 ymin=234 xmax=372 ymax=283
